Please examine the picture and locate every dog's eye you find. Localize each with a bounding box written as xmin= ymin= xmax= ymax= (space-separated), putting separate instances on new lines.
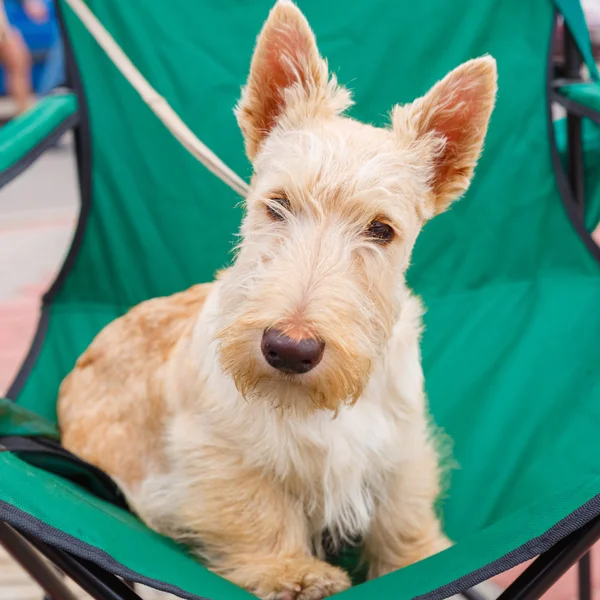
xmin=365 ymin=220 xmax=395 ymax=244
xmin=265 ymin=197 xmax=290 ymax=221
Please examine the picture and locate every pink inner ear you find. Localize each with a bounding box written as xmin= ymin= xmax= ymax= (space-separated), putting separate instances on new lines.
xmin=438 ymin=81 xmax=482 ymax=147
xmin=256 ymin=24 xmax=316 ymax=134
xmin=428 ymin=75 xmax=490 ymax=191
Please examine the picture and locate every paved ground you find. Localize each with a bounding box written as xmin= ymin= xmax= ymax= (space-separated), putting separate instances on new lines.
xmin=0 ymin=136 xmax=599 ymax=599
xmin=0 ymin=134 xmax=77 ymax=391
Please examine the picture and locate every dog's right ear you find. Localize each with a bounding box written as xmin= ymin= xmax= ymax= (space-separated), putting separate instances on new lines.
xmin=235 ymin=0 xmax=352 ymax=161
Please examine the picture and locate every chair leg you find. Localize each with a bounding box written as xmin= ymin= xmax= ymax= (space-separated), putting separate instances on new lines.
xmin=0 ymin=522 xmax=79 ymax=600
xmin=0 ymin=520 xmax=144 ymax=600
xmin=497 ymin=517 xmax=600 ymax=600
xmin=18 ymin=528 xmax=143 ymax=600
xmin=579 ymin=552 xmax=592 ymax=600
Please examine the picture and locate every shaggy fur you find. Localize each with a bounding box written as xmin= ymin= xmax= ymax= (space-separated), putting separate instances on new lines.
xmin=58 ymin=2 xmax=497 ymax=598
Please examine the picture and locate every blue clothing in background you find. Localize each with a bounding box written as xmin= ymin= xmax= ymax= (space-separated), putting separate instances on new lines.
xmin=38 ymin=20 xmax=65 ymax=94
xmin=1 ymin=0 xmax=65 ymax=95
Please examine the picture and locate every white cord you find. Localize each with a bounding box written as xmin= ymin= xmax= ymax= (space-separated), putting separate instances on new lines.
xmin=63 ymin=0 xmax=249 ymax=198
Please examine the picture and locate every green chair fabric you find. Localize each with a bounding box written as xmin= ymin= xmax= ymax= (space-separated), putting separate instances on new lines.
xmin=0 ymin=93 xmax=78 ymax=175
xmin=1 ymin=0 xmax=600 ymax=598
xmin=559 ymin=81 xmax=600 ymax=111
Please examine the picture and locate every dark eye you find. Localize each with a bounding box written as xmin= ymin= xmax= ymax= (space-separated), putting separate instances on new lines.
xmin=265 ymin=197 xmax=290 ymax=221
xmin=365 ymin=220 xmax=395 ymax=244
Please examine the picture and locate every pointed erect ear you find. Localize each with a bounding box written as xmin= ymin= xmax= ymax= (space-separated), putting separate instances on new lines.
xmin=235 ymin=0 xmax=352 ymax=161
xmin=393 ymin=56 xmax=497 ymax=217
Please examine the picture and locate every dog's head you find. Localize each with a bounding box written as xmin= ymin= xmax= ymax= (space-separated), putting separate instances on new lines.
xmin=216 ymin=0 xmax=496 ymax=414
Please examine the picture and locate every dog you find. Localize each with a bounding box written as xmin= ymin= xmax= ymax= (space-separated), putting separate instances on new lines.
xmin=57 ymin=2 xmax=496 ymax=598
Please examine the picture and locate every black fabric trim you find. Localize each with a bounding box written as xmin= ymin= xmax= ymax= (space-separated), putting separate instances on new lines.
xmin=42 ymin=0 xmax=93 ymax=306
xmin=7 ymin=0 xmax=94 ymax=400
xmin=0 ymin=111 xmax=80 ymax=191
xmin=0 ymin=436 xmax=128 ymax=510
xmin=1 ymin=492 xmax=599 ymax=600
xmin=6 ymin=306 xmax=51 ymax=400
xmin=547 ymin=14 xmax=600 ymax=265
xmin=0 ymin=501 xmax=211 ymax=600
xmin=414 ymin=495 xmax=600 ymax=600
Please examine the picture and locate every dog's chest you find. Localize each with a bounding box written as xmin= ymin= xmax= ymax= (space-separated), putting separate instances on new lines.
xmin=252 ymin=400 xmax=399 ymax=538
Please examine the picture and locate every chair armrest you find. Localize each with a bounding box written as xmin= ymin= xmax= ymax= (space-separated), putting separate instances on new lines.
xmin=0 ymin=398 xmax=59 ymax=439
xmin=557 ymin=81 xmax=600 ymax=117
xmin=0 ymin=93 xmax=79 ymax=190
xmin=0 ymin=399 xmax=128 ymax=507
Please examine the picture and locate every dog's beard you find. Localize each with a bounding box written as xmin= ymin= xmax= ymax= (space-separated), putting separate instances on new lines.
xmin=216 ymin=317 xmax=374 ymax=417
xmin=215 ymin=247 xmax=395 ymax=416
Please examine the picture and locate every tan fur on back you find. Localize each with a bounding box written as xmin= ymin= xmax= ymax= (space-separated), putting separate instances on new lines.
xmin=59 ymin=284 xmax=212 ymax=488
xmin=58 ymin=2 xmax=496 ymax=598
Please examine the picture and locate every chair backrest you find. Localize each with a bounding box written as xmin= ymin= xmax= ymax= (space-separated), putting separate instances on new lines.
xmin=11 ymin=0 xmax=600 ymax=544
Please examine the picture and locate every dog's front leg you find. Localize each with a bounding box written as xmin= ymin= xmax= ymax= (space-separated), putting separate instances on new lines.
xmin=364 ymin=440 xmax=451 ymax=579
xmin=181 ymin=467 xmax=350 ymax=600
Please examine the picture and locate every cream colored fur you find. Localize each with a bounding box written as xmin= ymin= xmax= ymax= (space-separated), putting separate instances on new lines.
xmin=58 ymin=2 xmax=497 ymax=598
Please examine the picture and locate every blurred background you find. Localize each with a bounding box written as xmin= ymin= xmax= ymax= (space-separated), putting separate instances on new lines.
xmin=0 ymin=1 xmax=599 ymax=599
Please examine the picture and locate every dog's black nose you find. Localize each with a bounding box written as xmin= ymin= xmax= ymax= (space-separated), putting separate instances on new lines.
xmin=261 ymin=328 xmax=324 ymax=374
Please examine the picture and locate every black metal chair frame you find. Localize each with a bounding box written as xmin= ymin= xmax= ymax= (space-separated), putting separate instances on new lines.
xmin=1 ymin=8 xmax=599 ymax=600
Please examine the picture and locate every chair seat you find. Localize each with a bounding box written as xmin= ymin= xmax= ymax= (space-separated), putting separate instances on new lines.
xmin=1 ymin=272 xmax=598 ymax=600
xmin=423 ymin=273 xmax=600 ymax=538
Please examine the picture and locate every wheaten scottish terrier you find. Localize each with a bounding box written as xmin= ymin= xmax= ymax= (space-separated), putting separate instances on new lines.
xmin=58 ymin=2 xmax=496 ymax=598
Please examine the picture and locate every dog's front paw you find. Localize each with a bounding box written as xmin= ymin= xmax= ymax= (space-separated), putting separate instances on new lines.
xmin=259 ymin=558 xmax=351 ymax=600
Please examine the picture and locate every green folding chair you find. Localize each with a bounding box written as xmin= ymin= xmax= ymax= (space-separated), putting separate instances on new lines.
xmin=1 ymin=1 xmax=599 ymax=598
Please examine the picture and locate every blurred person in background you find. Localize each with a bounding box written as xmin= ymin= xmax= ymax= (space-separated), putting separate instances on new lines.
xmin=0 ymin=0 xmax=48 ymax=115
xmin=37 ymin=2 xmax=64 ymax=95
xmin=582 ymin=0 xmax=600 ymax=53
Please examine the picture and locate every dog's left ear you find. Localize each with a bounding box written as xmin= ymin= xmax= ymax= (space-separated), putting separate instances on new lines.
xmin=393 ymin=56 xmax=497 ymax=217
xmin=236 ymin=0 xmax=352 ymax=161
